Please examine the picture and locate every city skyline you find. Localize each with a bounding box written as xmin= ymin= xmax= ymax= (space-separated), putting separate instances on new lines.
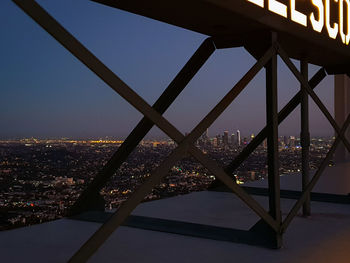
xmin=1 ymin=0 xmax=335 ymax=139
xmin=0 ymin=129 xmax=336 ymax=141
xmin=0 ymin=129 xmax=333 ymax=230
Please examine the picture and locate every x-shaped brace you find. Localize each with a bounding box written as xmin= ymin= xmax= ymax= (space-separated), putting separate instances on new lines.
xmin=64 ymin=26 xmax=277 ymax=263
xmin=282 ymin=112 xmax=350 ymax=231
xmin=12 ymin=1 xmax=279 ymax=261
xmin=276 ymin=45 xmax=350 ymax=231
xmin=67 ymin=47 xmax=276 ymax=262
xmin=224 ymin=67 xmax=327 ymax=175
xmin=277 ymin=44 xmax=350 ymax=153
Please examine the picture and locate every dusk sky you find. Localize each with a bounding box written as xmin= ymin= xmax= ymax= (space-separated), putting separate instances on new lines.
xmin=0 ymin=0 xmax=335 ymax=139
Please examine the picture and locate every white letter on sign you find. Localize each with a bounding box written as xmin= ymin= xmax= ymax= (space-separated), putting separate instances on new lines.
xmin=291 ymin=0 xmax=307 ymax=26
xmin=325 ymin=0 xmax=339 ymax=39
xmin=310 ymin=0 xmax=324 ymax=32
xmin=247 ymin=0 xmax=264 ymax=7
xmin=339 ymin=0 xmax=350 ymax=44
xmin=269 ymin=0 xmax=288 ymax=18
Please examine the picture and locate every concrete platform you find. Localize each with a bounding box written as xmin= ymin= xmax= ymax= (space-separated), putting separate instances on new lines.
xmin=1 ymin=190 xmax=349 ymax=263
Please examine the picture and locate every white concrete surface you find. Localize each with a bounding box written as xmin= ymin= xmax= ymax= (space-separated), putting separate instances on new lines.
xmin=1 ymin=191 xmax=349 ymax=263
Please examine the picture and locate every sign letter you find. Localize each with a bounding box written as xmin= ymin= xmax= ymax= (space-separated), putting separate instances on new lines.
xmin=269 ymin=0 xmax=288 ymax=18
xmin=310 ymin=0 xmax=324 ymax=32
xmin=339 ymin=0 xmax=350 ymax=44
xmin=325 ymin=0 xmax=339 ymax=39
xmin=247 ymin=0 xmax=264 ymax=7
xmin=291 ymin=0 xmax=307 ymax=26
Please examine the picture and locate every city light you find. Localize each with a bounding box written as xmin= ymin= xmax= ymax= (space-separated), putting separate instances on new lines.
xmin=0 ymin=133 xmax=334 ymax=229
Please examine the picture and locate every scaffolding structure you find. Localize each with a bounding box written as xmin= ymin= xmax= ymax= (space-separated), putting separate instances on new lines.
xmin=11 ymin=1 xmax=350 ymax=262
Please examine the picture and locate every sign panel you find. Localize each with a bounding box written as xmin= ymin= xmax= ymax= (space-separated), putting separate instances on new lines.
xmin=92 ymin=0 xmax=350 ymax=68
xmin=247 ymin=0 xmax=350 ymax=45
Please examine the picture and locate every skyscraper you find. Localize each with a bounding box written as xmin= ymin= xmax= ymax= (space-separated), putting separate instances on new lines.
xmin=223 ymin=131 xmax=229 ymax=146
xmin=236 ymin=130 xmax=241 ymax=146
xmin=216 ymin=134 xmax=221 ymax=146
xmin=212 ymin=137 xmax=218 ymax=147
xmin=289 ymin=136 xmax=296 ymax=147
xmin=231 ymin=133 xmax=235 ymax=146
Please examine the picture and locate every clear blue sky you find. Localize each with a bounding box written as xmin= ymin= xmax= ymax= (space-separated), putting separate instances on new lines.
xmin=0 ymin=0 xmax=335 ymax=139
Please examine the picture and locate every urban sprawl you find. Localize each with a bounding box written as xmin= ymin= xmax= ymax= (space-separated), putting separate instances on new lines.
xmin=0 ymin=130 xmax=333 ymax=230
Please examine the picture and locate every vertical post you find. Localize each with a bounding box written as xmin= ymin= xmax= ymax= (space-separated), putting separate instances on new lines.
xmin=266 ymin=33 xmax=282 ymax=247
xmin=334 ymin=75 xmax=350 ymax=162
xmin=300 ymin=59 xmax=310 ymax=216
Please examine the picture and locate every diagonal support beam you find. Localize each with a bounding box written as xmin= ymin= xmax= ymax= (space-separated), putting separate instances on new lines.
xmin=70 ymin=136 xmax=279 ymax=263
xmin=178 ymin=48 xmax=275 ymax=150
xmin=12 ymin=0 xmax=184 ymax=145
xmin=14 ymin=0 xmax=276 ymax=226
xmin=276 ymin=44 xmax=350 ymax=154
xmin=13 ymin=0 xmax=347 ymax=258
xmin=69 ymin=38 xmax=216 ymax=215
xmin=281 ymin=113 xmax=350 ymax=232
xmin=221 ymin=67 xmax=327 ymax=176
xmin=69 ymin=143 xmax=190 ymax=263
xmin=14 ymin=0 xmax=273 ymax=220
xmin=69 ymin=47 xmax=277 ymax=263
xmin=174 ymin=47 xmax=277 ymax=230
xmin=170 ymin=49 xmax=278 ymax=230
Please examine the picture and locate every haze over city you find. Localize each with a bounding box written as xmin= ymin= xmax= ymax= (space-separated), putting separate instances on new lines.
xmin=0 ymin=0 xmax=335 ymax=139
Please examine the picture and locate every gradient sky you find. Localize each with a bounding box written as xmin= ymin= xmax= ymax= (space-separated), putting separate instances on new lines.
xmin=0 ymin=0 xmax=335 ymax=139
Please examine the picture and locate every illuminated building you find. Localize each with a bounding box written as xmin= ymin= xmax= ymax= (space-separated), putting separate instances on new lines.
xmin=237 ymin=130 xmax=241 ymax=146
xmin=223 ymin=131 xmax=229 ymax=146
xmin=231 ymin=133 xmax=236 ymax=146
